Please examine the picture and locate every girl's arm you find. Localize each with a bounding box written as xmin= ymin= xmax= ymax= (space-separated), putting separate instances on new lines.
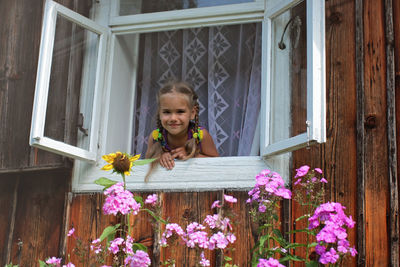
xmin=146 ymin=134 xmax=175 ymax=169
xmin=196 ymin=129 xmax=219 ymax=157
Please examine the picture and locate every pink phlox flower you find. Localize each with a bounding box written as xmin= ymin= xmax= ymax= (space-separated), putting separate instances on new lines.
xmin=187 ymin=231 xmax=209 ymax=248
xmin=199 ymin=251 xmax=211 ymax=266
xmin=319 ymin=247 xmax=339 ymax=264
xmin=123 ymin=235 xmax=134 ymax=255
xmin=109 ymin=237 xmax=124 ymax=254
xmin=124 ymin=250 xmax=151 ymax=267
xmin=46 ymin=257 xmax=62 ymax=266
xmin=314 ymin=167 xmax=323 ymax=174
xmin=295 ymin=165 xmax=310 ymax=178
xmin=257 ymin=257 xmax=285 ymax=267
xmin=209 ymin=232 xmax=229 ymax=249
xmin=90 ymin=238 xmax=102 ymax=254
xmin=204 ymin=214 xmax=219 ymax=229
xmin=211 ymin=200 xmax=221 ymax=209
xmin=144 ymin=194 xmax=158 ymax=206
xmin=224 ymin=194 xmax=237 ymax=203
xmin=274 ymin=188 xmax=292 ymax=199
xmin=349 ymin=246 xmax=358 ymax=257
xmin=315 ymin=244 xmax=326 ymax=255
xmin=103 ymin=183 xmax=141 ymax=216
xmin=62 ymin=263 xmax=75 ymax=267
xmin=320 ymin=177 xmax=328 ymax=183
xmin=337 ymin=239 xmax=350 ymax=253
xmin=258 ymin=204 xmax=266 ymax=213
xmin=160 ymin=223 xmax=186 ymax=246
xmin=67 ymin=227 xmax=75 ymax=237
xmin=187 ymin=222 xmax=206 ymax=234
xmin=226 ymin=233 xmax=236 ymax=243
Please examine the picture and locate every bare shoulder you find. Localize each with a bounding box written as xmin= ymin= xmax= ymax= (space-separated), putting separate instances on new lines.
xmin=199 ymin=128 xmax=219 ymax=157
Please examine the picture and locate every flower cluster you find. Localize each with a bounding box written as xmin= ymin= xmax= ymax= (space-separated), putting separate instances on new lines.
xmin=103 ymin=182 xmax=141 ymax=215
xmin=257 ymin=257 xmax=285 ymax=267
xmin=160 ymin=195 xmax=237 ymax=266
xmin=293 ymin=165 xmax=327 ymax=207
xmin=247 ymin=169 xmax=291 ymax=214
xmin=309 ymin=202 xmax=357 ymax=264
xmin=124 ymin=250 xmax=151 ymax=267
xmin=45 ymin=257 xmax=74 ymax=267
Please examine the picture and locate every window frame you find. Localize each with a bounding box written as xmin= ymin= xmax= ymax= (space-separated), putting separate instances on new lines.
xmin=31 ymin=0 xmax=326 ymax=192
xmin=29 ymin=0 xmax=109 ymax=162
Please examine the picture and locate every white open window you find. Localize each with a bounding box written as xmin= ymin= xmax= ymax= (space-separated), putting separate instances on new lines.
xmin=30 ymin=0 xmax=325 ymax=191
xmin=30 ymin=0 xmax=109 ymax=161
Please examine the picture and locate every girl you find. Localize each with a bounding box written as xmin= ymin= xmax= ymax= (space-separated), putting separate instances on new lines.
xmin=145 ymin=80 xmax=219 ymax=173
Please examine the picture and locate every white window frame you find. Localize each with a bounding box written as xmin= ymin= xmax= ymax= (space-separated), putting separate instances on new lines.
xmin=30 ymin=0 xmax=325 ymax=192
xmin=29 ymin=0 xmax=109 ymax=161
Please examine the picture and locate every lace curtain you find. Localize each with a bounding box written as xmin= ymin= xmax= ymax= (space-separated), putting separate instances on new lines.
xmin=132 ymin=23 xmax=261 ymax=156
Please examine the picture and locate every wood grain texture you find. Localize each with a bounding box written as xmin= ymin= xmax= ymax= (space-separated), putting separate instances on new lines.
xmin=393 ymin=0 xmax=400 ymax=263
xmin=384 ymin=0 xmax=399 ymax=265
xmin=5 ymin=169 xmax=70 ymax=266
xmin=291 ymin=0 xmax=358 ymax=266
xmin=363 ymin=0 xmax=390 ymax=265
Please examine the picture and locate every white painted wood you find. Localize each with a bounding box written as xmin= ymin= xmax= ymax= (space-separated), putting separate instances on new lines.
xmin=307 ymin=0 xmax=326 ymax=143
xmin=261 ymin=0 xmax=326 ymax=157
xmin=30 ymin=0 xmax=109 ymax=162
xmin=31 ymin=137 xmax=96 ymax=161
xmin=72 ymin=156 xmax=281 ymax=192
xmin=109 ymin=2 xmax=264 ymax=27
xmin=111 ymin=13 xmax=263 ymax=34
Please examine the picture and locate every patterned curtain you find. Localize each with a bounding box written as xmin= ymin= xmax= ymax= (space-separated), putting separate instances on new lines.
xmin=132 ymin=23 xmax=261 ymax=157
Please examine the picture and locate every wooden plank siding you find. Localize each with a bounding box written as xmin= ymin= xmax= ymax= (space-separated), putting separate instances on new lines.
xmin=0 ymin=0 xmax=399 ymax=266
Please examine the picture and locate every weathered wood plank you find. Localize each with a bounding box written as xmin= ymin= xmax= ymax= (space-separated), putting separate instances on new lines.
xmin=384 ymin=0 xmax=399 ymax=265
xmin=7 ymin=169 xmax=69 ymax=266
xmin=393 ymin=0 xmax=400 ymax=263
xmin=363 ymin=0 xmax=390 ymax=265
xmin=0 ymin=175 xmax=18 ymax=265
xmin=355 ymin=0 xmax=366 ymax=265
xmin=291 ymin=0 xmax=358 ymax=266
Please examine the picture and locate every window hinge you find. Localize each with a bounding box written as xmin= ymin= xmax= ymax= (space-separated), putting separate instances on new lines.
xmin=78 ymin=113 xmax=89 ymax=136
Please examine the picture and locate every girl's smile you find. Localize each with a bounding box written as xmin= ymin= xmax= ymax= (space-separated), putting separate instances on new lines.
xmin=159 ymin=92 xmax=195 ymax=138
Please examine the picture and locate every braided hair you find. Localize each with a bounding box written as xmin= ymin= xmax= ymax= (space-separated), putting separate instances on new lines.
xmin=145 ymin=80 xmax=200 ymax=181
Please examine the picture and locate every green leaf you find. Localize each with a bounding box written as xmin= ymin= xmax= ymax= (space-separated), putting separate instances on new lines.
xmin=38 ymin=260 xmax=48 ymax=267
xmin=133 ymin=158 xmax=156 ymax=166
xmin=94 ymin=177 xmax=118 ymax=190
xmin=142 ymin=208 xmax=168 ymax=224
xmin=224 ymin=256 xmax=232 ymax=261
xmin=132 ymin=243 xmax=148 ymax=252
xmin=295 ymin=214 xmax=310 ymax=222
xmin=307 ymin=242 xmax=318 ymax=248
xmin=285 ymin=242 xmax=308 ymax=248
xmin=134 ymin=196 xmax=144 ymax=206
xmin=99 ymin=224 xmax=120 ymax=242
xmin=305 ymin=260 xmax=319 ymax=267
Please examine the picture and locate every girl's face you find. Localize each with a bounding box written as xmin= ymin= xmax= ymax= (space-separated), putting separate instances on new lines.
xmin=159 ymin=92 xmax=196 ymax=137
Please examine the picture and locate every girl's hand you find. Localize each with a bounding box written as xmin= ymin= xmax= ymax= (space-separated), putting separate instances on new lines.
xmin=159 ymin=152 xmax=175 ymax=170
xmin=171 ymin=147 xmax=188 ymax=160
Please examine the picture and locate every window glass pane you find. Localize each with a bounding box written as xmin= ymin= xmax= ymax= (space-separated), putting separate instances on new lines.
xmin=125 ymin=23 xmax=261 ymax=156
xmin=269 ymin=0 xmax=306 ymax=144
xmin=119 ymin=0 xmax=254 ymax=15
xmin=44 ymin=14 xmax=99 ymax=151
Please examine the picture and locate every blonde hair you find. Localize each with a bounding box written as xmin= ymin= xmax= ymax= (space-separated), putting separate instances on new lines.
xmin=145 ymin=80 xmax=200 ymax=181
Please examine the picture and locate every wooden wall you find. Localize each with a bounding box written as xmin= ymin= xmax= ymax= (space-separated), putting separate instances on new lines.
xmin=0 ymin=0 xmax=399 ymax=266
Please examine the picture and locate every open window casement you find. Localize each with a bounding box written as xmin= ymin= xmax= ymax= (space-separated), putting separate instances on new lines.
xmin=30 ymin=0 xmax=325 ymax=191
xmin=30 ymin=0 xmax=109 ymax=162
xmin=261 ymin=0 xmax=326 ymax=157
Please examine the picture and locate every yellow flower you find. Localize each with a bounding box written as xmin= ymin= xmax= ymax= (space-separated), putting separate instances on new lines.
xmin=101 ymin=152 xmax=141 ymax=176
xmin=152 ymin=129 xmax=160 ymax=140
xmin=198 ymin=129 xmax=203 ymax=140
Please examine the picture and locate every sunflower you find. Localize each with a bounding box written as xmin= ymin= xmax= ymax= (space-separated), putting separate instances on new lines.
xmin=101 ymin=151 xmax=140 ymax=176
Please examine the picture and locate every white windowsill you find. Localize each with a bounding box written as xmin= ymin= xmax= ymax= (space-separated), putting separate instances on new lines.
xmin=72 ymin=156 xmax=274 ymax=192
